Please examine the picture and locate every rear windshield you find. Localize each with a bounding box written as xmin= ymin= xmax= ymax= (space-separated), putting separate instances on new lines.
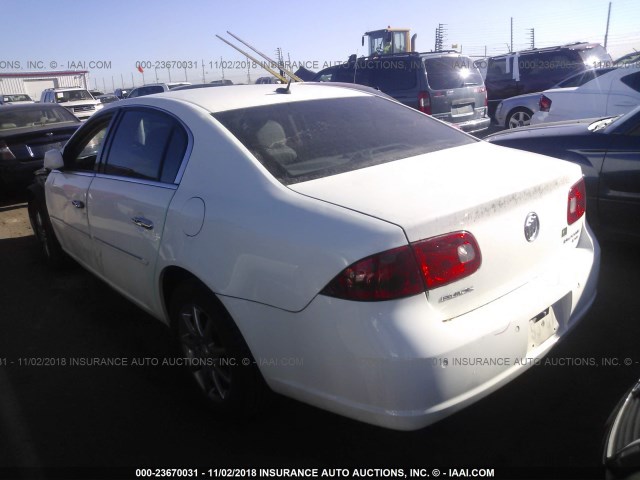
xmin=424 ymin=57 xmax=484 ymax=90
xmin=213 ymin=96 xmax=475 ymax=185
xmin=0 ymin=106 xmax=78 ymax=130
xmin=579 ymin=45 xmax=612 ymax=66
xmin=2 ymin=94 xmax=32 ymax=102
xmin=55 ymin=90 xmax=94 ymax=102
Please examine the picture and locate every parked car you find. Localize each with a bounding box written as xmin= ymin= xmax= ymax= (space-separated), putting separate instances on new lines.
xmin=0 ymin=93 xmax=35 ymax=105
xmin=615 ymin=51 xmax=640 ymax=66
xmin=94 ymin=93 xmax=120 ymax=104
xmin=127 ymin=82 xmax=191 ymax=98
xmin=485 ymin=105 xmax=640 ymax=241
xmin=312 ymin=51 xmax=491 ymax=133
xmin=604 ymin=377 xmax=640 ymax=478
xmin=40 ymin=87 xmax=103 ymax=120
xmin=114 ymin=88 xmax=132 ymax=99
xmin=126 ymin=84 xmax=170 ymax=98
xmin=532 ymin=65 xmax=640 ymax=125
xmin=209 ymin=79 xmax=234 ymax=86
xmin=255 ymin=77 xmax=279 ymax=84
xmin=172 ymin=83 xmax=233 ymax=91
xmin=0 ymin=104 xmax=80 ymax=189
xmin=31 ymin=84 xmax=599 ymax=430
xmin=485 ymin=42 xmax=612 ymax=118
xmin=495 ymin=67 xmax=616 ymax=129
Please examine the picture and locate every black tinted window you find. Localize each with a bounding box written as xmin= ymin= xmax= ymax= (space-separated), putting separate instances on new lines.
xmin=558 ymin=67 xmax=616 ymax=87
xmin=0 ymin=106 xmax=77 ymax=130
xmin=424 ymin=57 xmax=483 ymax=89
xmin=363 ymin=59 xmax=417 ymax=91
xmin=621 ymin=72 xmax=640 ymax=93
xmin=104 ymin=109 xmax=187 ymax=182
xmin=64 ymin=113 xmax=114 ymax=171
xmin=519 ymin=52 xmax=581 ymax=79
xmin=213 ymin=96 xmax=475 ymax=185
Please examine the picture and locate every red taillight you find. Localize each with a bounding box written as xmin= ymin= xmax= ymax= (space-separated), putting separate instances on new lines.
xmin=411 ymin=232 xmax=482 ymax=290
xmin=0 ymin=141 xmax=16 ymax=161
xmin=321 ymin=245 xmax=424 ymax=301
xmin=473 ymin=86 xmax=488 ymax=107
xmin=567 ymin=178 xmax=586 ymax=225
xmin=321 ymin=231 xmax=481 ymax=301
xmin=539 ymin=94 xmax=552 ymax=112
xmin=418 ymin=91 xmax=431 ymax=114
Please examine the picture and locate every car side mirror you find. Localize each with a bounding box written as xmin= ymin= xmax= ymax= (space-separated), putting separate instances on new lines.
xmin=44 ymin=149 xmax=64 ymax=170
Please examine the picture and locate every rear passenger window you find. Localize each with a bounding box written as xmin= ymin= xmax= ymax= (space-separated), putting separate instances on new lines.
xmin=520 ymin=52 xmax=578 ymax=80
xmin=487 ymin=57 xmax=513 ymax=80
xmin=368 ymin=59 xmax=417 ymax=91
xmin=621 ymin=72 xmax=640 ymax=93
xmin=103 ymin=109 xmax=188 ymax=183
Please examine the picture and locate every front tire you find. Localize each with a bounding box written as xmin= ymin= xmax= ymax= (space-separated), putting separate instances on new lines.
xmin=169 ymin=281 xmax=265 ymax=417
xmin=28 ymin=198 xmax=68 ymax=269
xmin=506 ymin=107 xmax=533 ymax=129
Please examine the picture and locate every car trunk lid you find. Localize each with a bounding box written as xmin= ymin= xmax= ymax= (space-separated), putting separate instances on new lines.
xmin=290 ymin=141 xmax=584 ymax=320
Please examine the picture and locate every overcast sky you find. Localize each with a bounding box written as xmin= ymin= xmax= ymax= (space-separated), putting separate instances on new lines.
xmin=3 ymin=0 xmax=639 ymax=88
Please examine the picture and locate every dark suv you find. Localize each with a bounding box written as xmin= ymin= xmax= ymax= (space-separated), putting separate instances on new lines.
xmin=484 ymin=42 xmax=611 ymax=117
xmin=312 ymin=52 xmax=490 ymax=134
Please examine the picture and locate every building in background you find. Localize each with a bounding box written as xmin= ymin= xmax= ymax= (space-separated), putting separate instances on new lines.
xmin=0 ymin=71 xmax=89 ymax=101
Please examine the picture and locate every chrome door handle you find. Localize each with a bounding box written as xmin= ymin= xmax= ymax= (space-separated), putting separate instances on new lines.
xmin=71 ymin=200 xmax=85 ymax=209
xmin=132 ymin=217 xmax=154 ymax=230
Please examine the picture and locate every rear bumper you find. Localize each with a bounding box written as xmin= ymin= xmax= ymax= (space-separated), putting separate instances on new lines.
xmin=456 ymin=116 xmax=491 ymax=134
xmin=223 ymin=224 xmax=600 ymax=430
xmin=435 ymin=114 xmax=491 ymax=134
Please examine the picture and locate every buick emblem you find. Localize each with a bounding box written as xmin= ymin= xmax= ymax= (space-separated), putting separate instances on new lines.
xmin=524 ymin=212 xmax=540 ymax=242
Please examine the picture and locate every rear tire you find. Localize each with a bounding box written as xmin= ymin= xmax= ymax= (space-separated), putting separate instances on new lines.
xmin=169 ymin=280 xmax=266 ymax=417
xmin=506 ymin=107 xmax=533 ymax=129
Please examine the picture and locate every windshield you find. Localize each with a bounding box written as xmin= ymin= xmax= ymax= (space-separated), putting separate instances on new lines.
xmin=2 ymin=94 xmax=32 ymax=102
xmin=213 ymin=96 xmax=475 ymax=185
xmin=55 ymin=90 xmax=94 ymax=103
xmin=424 ymin=57 xmax=484 ymax=89
xmin=0 ymin=106 xmax=78 ymax=130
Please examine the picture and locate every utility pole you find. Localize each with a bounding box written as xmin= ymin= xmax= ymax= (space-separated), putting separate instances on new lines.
xmin=202 ymin=59 xmax=206 ymax=83
xmin=527 ymin=28 xmax=535 ymax=49
xmin=510 ymin=17 xmax=513 ymax=53
xmin=435 ymin=24 xmax=447 ymax=51
xmin=276 ymin=47 xmax=285 ymax=78
xmin=604 ymin=2 xmax=612 ymax=50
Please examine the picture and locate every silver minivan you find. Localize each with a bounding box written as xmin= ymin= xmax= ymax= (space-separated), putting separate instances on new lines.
xmin=313 ymin=51 xmax=490 ymax=134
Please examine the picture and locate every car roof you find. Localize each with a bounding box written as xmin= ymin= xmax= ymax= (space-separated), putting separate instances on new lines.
xmin=489 ymin=42 xmax=604 ymax=60
xmin=45 ymin=87 xmax=87 ymax=91
xmin=118 ymin=83 xmax=372 ymax=113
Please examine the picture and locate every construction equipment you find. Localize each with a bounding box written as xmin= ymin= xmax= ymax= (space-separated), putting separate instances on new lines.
xmin=216 ymin=32 xmax=303 ymax=83
xmin=362 ymin=27 xmax=417 ymax=55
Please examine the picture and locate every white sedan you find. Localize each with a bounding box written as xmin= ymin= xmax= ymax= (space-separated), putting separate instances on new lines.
xmin=33 ymin=84 xmax=599 ymax=430
xmin=532 ymin=65 xmax=640 ymax=124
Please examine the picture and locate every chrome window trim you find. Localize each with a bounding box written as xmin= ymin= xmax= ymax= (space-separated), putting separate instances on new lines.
xmin=93 ymin=173 xmax=178 ymax=190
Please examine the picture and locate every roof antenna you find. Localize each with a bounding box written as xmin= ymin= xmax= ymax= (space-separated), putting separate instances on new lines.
xmin=276 ymin=79 xmax=292 ymax=94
